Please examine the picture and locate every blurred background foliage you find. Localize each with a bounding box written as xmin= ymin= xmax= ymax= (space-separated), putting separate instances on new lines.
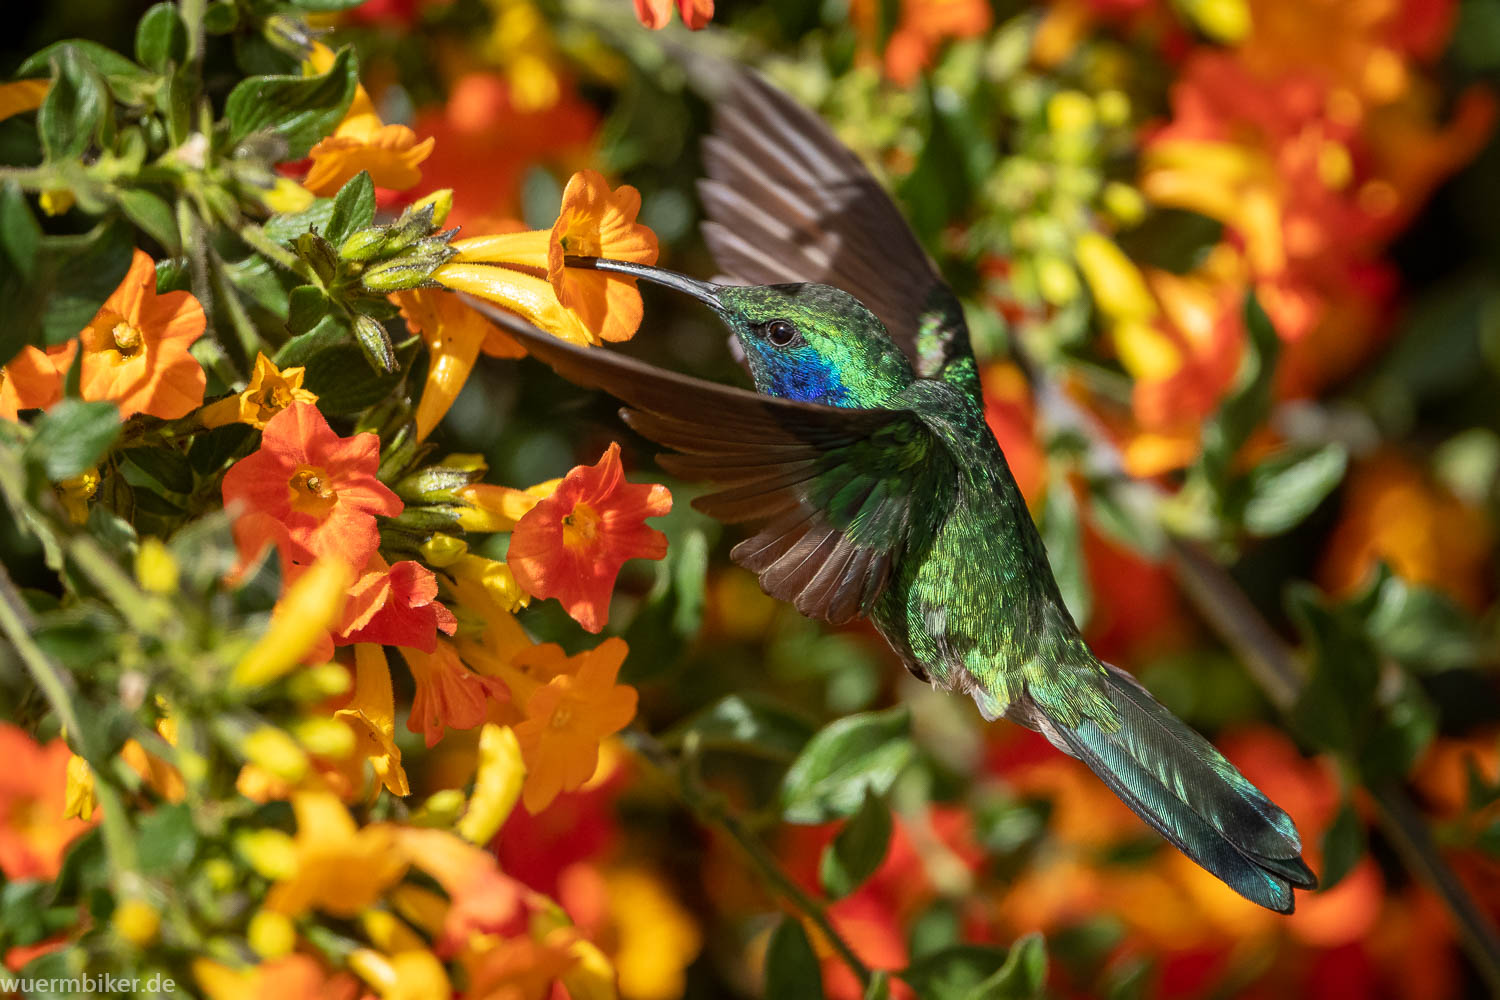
xmin=10 ymin=0 xmax=1500 ymax=997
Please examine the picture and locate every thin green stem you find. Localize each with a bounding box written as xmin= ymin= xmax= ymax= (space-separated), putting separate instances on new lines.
xmin=623 ymin=727 xmax=873 ymax=987
xmin=238 ymin=222 xmax=307 ymax=277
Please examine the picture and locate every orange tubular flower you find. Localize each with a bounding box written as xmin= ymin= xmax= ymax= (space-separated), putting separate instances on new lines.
xmin=193 ymin=955 xmax=364 ymax=1000
xmin=77 ymin=248 xmax=206 ymax=419
xmin=337 ymin=558 xmax=457 ymax=651
xmin=633 ymin=0 xmax=714 ymax=30
xmin=514 ymin=637 xmax=637 ymax=812
xmin=0 ymin=725 xmax=96 ymax=881
xmin=507 ymin=442 xmax=671 ymax=633
xmin=0 ymin=79 xmax=47 ymax=123
xmin=0 ymin=342 xmax=74 ymax=420
xmin=394 ymin=287 xmax=525 ymax=441
xmin=334 ymin=644 xmax=409 ymax=797
xmin=393 ymin=827 xmax=528 ymax=955
xmin=222 ymin=402 xmax=402 ymax=571
xmin=439 ymin=168 xmax=659 ymax=346
xmin=302 ymin=45 xmax=434 ymax=196
xmin=199 ymin=352 xmax=318 ymax=430
xmin=403 ymin=639 xmax=507 ymax=747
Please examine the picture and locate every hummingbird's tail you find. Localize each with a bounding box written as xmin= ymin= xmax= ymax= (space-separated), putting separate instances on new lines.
xmin=1028 ymin=663 xmax=1317 ymax=912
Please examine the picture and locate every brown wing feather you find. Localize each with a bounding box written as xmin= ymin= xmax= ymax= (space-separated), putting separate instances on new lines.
xmin=699 ymin=73 xmax=972 ymax=380
xmin=465 ymin=299 xmax=930 ymax=624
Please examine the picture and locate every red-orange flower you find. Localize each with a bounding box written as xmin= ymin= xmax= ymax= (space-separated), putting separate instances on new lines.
xmin=404 ymin=639 xmax=507 ymax=747
xmin=507 ymin=442 xmax=671 ymax=633
xmin=514 ymin=638 xmax=637 ymax=812
xmin=222 ymin=402 xmax=402 ymax=571
xmin=77 ymin=249 xmax=206 ymax=419
xmin=0 ymin=342 xmax=74 ymax=420
xmin=338 ymin=558 xmax=458 ymax=651
xmin=0 ymin=725 xmax=96 ymax=881
xmin=633 ymin=0 xmax=714 ymax=30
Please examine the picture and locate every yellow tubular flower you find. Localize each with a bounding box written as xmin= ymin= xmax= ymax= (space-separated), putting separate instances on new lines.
xmin=428 ymin=263 xmax=592 ymax=344
xmin=265 ymin=791 xmax=408 ymax=918
xmin=64 ymin=754 xmax=96 ymax=821
xmin=455 ymin=478 xmax=560 ymax=532
xmin=561 ymin=939 xmax=619 ymax=1000
xmin=351 ymin=948 xmax=452 ymax=1000
xmin=1073 ymin=233 xmax=1157 ymax=324
xmin=0 ymin=79 xmax=48 ymax=122
xmin=233 ymin=558 xmax=354 ymax=688
xmin=394 ymin=287 xmax=526 ymax=441
xmin=334 ymin=643 xmax=410 ymax=797
xmin=199 ymin=353 xmax=318 ymax=430
xmin=458 ymin=723 xmax=526 ymax=844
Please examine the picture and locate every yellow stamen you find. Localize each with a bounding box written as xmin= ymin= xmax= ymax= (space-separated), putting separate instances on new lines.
xmin=289 ymin=466 xmax=336 ymax=515
xmin=561 ymin=501 xmax=600 ymax=548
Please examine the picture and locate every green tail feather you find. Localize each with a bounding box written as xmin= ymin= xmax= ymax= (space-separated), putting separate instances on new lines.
xmin=1041 ymin=664 xmax=1317 ymax=913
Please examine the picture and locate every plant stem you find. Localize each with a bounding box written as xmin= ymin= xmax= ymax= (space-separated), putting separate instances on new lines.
xmin=623 ymin=727 xmax=873 ymax=988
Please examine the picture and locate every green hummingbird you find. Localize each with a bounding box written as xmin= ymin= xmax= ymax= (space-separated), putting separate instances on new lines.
xmin=469 ymin=74 xmax=1316 ymax=912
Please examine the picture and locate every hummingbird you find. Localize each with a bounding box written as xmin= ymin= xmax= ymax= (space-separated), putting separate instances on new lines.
xmin=469 ymin=74 xmax=1316 ymax=912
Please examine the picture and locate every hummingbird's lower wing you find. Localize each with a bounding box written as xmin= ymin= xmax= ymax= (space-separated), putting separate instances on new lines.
xmin=468 ymin=301 xmax=954 ymax=625
xmin=699 ymin=73 xmax=977 ymax=393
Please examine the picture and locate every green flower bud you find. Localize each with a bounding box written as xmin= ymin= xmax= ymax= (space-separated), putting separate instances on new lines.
xmin=339 ymin=226 xmax=389 ymax=262
xmin=295 ymin=231 xmax=339 ymax=285
xmin=353 ymin=313 xmax=398 ymax=375
xmin=359 ymin=252 xmax=449 ymax=292
xmin=395 ymin=464 xmax=486 ymax=505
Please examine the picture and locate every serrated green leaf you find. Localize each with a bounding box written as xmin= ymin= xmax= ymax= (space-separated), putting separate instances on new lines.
xmin=115 ymin=188 xmax=180 ymax=254
xmin=781 ymin=706 xmax=915 ymax=823
xmin=1241 ymin=444 xmax=1347 ymax=537
xmin=24 ymin=400 xmax=120 ymax=481
xmin=18 ymin=40 xmax=154 ymax=103
xmin=224 ymin=47 xmax=357 ymax=159
xmin=324 ymin=171 xmax=376 ymax=246
xmin=1318 ymin=799 xmax=1365 ymax=891
xmin=135 ymin=3 xmax=188 ymax=72
xmin=765 ymin=917 xmax=824 ymax=1000
xmin=819 ymin=789 xmax=893 ymax=899
xmin=38 ymin=45 xmax=109 ymax=162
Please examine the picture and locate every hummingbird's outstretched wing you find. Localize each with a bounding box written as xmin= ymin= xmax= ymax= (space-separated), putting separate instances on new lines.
xmin=698 ymin=73 xmax=976 ymax=392
xmin=467 ymin=301 xmax=954 ymax=625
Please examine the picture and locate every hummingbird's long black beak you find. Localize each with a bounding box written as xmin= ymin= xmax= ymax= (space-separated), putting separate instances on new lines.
xmin=564 ymin=255 xmax=724 ymax=309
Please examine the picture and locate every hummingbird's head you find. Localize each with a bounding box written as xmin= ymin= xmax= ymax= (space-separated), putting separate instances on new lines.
xmin=566 ymin=257 xmax=914 ymax=408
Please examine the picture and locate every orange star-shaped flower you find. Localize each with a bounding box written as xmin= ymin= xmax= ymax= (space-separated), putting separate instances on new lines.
xmin=222 ymin=401 xmax=402 ymax=570
xmin=0 ymin=342 xmax=74 ymax=420
xmin=633 ymin=0 xmax=714 ymax=30
xmin=507 ymin=442 xmax=671 ymax=633
xmin=0 ymin=725 xmax=96 ymax=881
xmin=514 ymin=638 xmax=637 ymax=812
xmin=403 ymin=639 xmax=506 ymax=747
xmin=77 ymin=248 xmax=206 ymax=419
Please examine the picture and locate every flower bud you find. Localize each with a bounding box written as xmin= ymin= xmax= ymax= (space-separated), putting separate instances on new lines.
xmin=338 ymin=226 xmax=390 ymax=262
xmin=113 ymin=898 xmax=161 ymax=947
xmin=395 ymin=464 xmax=485 ymax=505
xmin=295 ymin=231 xmax=339 ymax=285
xmin=242 ymin=726 xmax=309 ymax=783
xmin=410 ymin=788 xmax=465 ymax=827
xmin=248 ymin=909 xmax=296 ymax=958
xmin=353 ymin=313 xmax=399 ymax=375
xmin=293 ymin=717 xmax=356 ymax=759
xmin=410 ymin=188 xmax=453 ymax=227
xmin=360 ymin=253 xmax=448 ymax=292
xmin=391 ymin=505 xmax=464 ymax=533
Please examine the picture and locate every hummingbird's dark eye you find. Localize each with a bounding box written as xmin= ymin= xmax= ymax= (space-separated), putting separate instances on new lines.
xmin=765 ymin=320 xmax=800 ymax=348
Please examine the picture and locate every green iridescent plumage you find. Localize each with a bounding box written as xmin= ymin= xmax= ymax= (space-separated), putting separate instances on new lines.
xmin=469 ymin=74 xmax=1316 ymax=913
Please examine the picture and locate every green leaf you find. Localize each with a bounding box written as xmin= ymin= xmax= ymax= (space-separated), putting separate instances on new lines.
xmin=135 ymin=3 xmax=188 ymax=72
xmin=301 ymin=341 xmax=410 ymax=414
xmin=663 ymin=694 xmax=816 ymax=761
xmin=781 ymin=706 xmax=915 ymax=823
xmin=1114 ymin=208 xmax=1222 ymax=275
xmin=287 ymin=285 xmax=330 ymax=335
xmin=115 ymin=188 xmax=181 ymax=254
xmin=819 ymin=789 xmax=893 ymax=899
xmin=764 ymin=917 xmax=824 ymax=1000
xmin=38 ymin=45 xmax=110 ymax=162
xmin=0 ymin=181 xmax=41 ymax=281
xmin=18 ymin=40 xmax=154 ymax=104
xmin=275 ymin=313 xmax=350 ymax=367
xmin=1240 ymin=443 xmax=1347 ymax=537
xmin=1365 ymin=572 xmax=1484 ymax=672
xmin=1286 ymin=584 xmax=1379 ymax=756
xmin=120 ymin=445 xmax=195 ymax=495
xmin=287 ymin=0 xmax=371 ymax=8
xmin=324 ymin=171 xmax=376 ymax=246
xmin=964 ymin=933 xmax=1046 ymax=1000
xmin=224 ymin=46 xmax=357 ymax=159
xmin=1041 ymin=479 xmax=1091 ymax=629
xmin=137 ymin=804 xmax=197 ymax=876
xmin=265 ymin=198 xmax=337 ymax=244
xmin=1318 ymin=799 xmax=1365 ymax=891
xmin=902 ymin=945 xmax=1013 ymax=1000
xmin=203 ymin=1 xmax=240 ymax=33
xmin=24 ymin=400 xmax=120 ymax=481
